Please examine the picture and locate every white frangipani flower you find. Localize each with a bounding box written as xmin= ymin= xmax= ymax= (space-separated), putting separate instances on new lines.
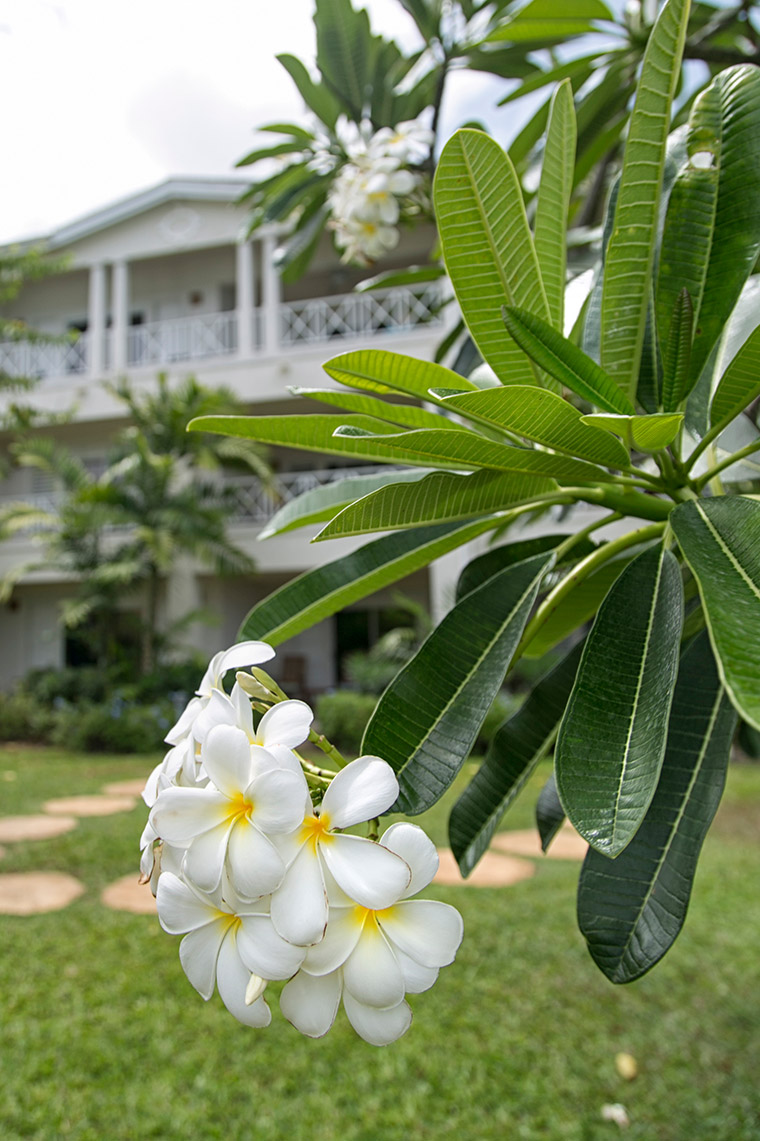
xmin=280 ymin=823 xmax=463 ymax=1046
xmin=270 ymin=756 xmax=411 ymax=947
xmin=150 ymin=724 xmax=307 ymax=900
xmin=193 ymin=683 xmax=313 ymax=775
xmin=164 ymin=640 xmax=276 ymax=747
xmin=156 ymin=871 xmax=305 ymax=1027
xmin=368 ymin=119 xmax=434 ymax=165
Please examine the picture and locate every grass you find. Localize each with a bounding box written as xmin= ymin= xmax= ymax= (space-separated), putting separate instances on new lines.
xmin=0 ymin=745 xmax=758 ymax=1140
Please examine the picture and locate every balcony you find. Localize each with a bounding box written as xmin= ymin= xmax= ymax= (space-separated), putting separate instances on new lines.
xmin=0 ymin=284 xmax=443 ymax=382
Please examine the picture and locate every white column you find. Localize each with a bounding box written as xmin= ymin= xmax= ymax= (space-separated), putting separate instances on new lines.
xmin=236 ymin=239 xmax=255 ymax=358
xmin=87 ymin=263 xmax=107 ymax=377
xmin=261 ymin=232 xmax=282 ymax=355
xmin=111 ymin=259 xmax=130 ymax=372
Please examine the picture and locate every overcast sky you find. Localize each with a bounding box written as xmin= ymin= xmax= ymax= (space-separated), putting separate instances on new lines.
xmin=0 ymin=0 xmax=523 ymax=245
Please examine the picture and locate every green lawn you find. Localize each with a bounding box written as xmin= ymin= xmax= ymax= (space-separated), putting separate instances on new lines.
xmin=0 ymin=746 xmax=758 ymax=1141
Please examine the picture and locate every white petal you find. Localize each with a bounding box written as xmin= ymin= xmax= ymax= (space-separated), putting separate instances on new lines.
xmin=394 ymin=947 xmax=439 ymax=994
xmin=321 ymin=834 xmax=410 ymax=909
xmin=250 ymin=769 xmax=308 ymax=835
xmin=202 ymin=724 xmax=253 ymax=797
xmin=270 ymin=843 xmax=327 ymax=947
xmin=380 ymin=822 xmax=439 ymax=896
xmin=320 ymin=756 xmax=399 ymax=828
xmin=183 ymin=818 xmax=235 ymax=893
xmin=343 ymin=922 xmax=405 ymax=1009
xmin=302 ymin=906 xmax=364 ymax=976
xmin=165 ymin=696 xmax=204 ymax=743
xmin=264 ymin=744 xmax=310 ymax=782
xmin=217 ymin=640 xmax=275 ymax=677
xmin=231 ymin=683 xmax=255 ymax=737
xmin=192 ymin=690 xmax=236 ymax=744
xmin=237 ymin=915 xmax=306 ymax=980
xmin=178 ymin=917 xmax=229 ymax=999
xmin=227 ymin=821 xmax=285 ymax=899
xmin=156 ymin=871 xmax=218 ymax=935
xmin=342 ymin=992 xmax=412 ymax=1046
xmin=280 ymin=970 xmax=342 ymax=1038
xmin=216 ymin=928 xmax=272 ymax=1027
xmin=150 ymin=786 xmax=230 ymax=846
xmin=378 ymin=900 xmax=463 ymax=968
xmin=256 ymin=700 xmax=313 ymax=749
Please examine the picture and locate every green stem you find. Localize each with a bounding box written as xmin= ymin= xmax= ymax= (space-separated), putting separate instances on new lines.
xmin=683 ymin=406 xmax=751 ymax=474
xmin=568 ymin=484 xmax=673 ymax=521
xmin=552 ymin=511 xmax=622 ymax=563
xmin=510 ymin=521 xmax=667 ymax=665
xmin=695 ymin=437 xmax=760 ymax=490
xmin=308 ymin=728 xmax=348 ymax=770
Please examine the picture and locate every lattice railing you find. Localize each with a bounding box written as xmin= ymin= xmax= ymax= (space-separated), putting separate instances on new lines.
xmin=280 ymin=283 xmax=443 ymax=346
xmin=127 ymin=311 xmax=239 ymax=367
xmin=0 ymin=334 xmax=88 ymax=379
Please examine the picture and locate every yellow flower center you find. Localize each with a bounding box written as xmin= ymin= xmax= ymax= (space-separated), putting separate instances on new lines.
xmin=299 ymin=812 xmax=333 ymax=851
xmin=227 ymin=792 xmax=254 ymax=824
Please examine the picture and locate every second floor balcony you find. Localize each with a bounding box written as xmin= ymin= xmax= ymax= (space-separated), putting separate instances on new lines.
xmin=0 ymin=283 xmax=444 ymax=383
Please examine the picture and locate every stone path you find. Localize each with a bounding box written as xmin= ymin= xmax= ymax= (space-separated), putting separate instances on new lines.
xmin=0 ymin=769 xmax=587 ymax=914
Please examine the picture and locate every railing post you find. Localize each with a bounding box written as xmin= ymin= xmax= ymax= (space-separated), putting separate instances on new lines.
xmin=260 ymin=231 xmax=282 ymax=355
xmin=87 ymin=263 xmax=107 ymax=378
xmin=111 ymin=260 xmax=130 ymax=372
xmin=236 ymin=239 xmax=255 ymax=358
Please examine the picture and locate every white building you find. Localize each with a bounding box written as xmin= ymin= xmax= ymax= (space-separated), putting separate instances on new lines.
xmin=0 ymin=176 xmax=460 ymax=694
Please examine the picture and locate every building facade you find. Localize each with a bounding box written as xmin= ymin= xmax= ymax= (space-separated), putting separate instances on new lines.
xmin=0 ymin=176 xmax=464 ymax=693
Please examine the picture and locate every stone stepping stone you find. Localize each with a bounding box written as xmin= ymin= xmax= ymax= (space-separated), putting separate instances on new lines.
xmin=0 ymin=814 xmax=78 ymax=842
xmin=102 ymin=778 xmax=149 ymax=797
xmin=0 ymin=871 xmax=85 ymax=914
xmin=43 ymin=794 xmax=137 ymax=817
xmin=492 ymin=825 xmax=588 ymax=861
xmin=434 ymin=848 xmax=535 ymax=887
xmin=101 ymin=874 xmax=157 ymax=915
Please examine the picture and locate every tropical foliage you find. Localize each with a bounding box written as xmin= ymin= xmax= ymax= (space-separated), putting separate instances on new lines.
xmin=193 ymin=0 xmax=760 ymax=982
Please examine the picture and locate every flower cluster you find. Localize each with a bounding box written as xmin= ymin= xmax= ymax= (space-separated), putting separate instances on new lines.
xmin=324 ymin=116 xmax=433 ymax=265
xmin=141 ymin=641 xmax=463 ymax=1046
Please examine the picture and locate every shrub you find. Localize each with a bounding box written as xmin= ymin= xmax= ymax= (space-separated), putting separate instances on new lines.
xmin=315 ymin=691 xmax=379 ymax=755
xmin=21 ymin=666 xmax=109 ymax=706
xmin=50 ymin=699 xmax=174 ymax=754
xmin=0 ymin=692 xmax=55 ymax=743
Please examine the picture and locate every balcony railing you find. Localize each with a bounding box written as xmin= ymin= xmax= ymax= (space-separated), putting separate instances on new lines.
xmin=0 ymin=284 xmax=443 ymax=381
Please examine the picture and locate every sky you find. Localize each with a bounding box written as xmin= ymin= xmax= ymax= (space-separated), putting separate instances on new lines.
xmin=0 ymin=0 xmax=519 ymax=245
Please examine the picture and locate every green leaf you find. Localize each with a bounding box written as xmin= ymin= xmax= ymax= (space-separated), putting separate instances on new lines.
xmin=332 ymin=425 xmax=618 ymax=484
xmin=440 ymin=385 xmax=630 ymax=467
xmin=362 ymin=552 xmax=555 ymax=814
xmin=670 ymin=496 xmax=760 ymax=730
xmin=709 ymin=324 xmax=760 ymax=429
xmin=600 ymin=0 xmax=690 ymax=402
xmin=577 ymin=631 xmax=736 ymax=983
xmin=275 ymin=53 xmax=340 ymax=129
xmin=239 ymin=518 xmax=499 ymax=645
xmin=497 ymin=52 xmax=600 ymax=106
xmin=258 ymin=469 xmax=431 ymax=540
xmin=322 ymin=349 xmax=478 ymax=403
xmin=314 ymin=0 xmax=372 ymax=118
xmin=555 ymin=544 xmax=684 ymax=856
xmin=660 ymin=288 xmax=694 ymax=412
xmin=535 ymin=79 xmax=576 ymax=332
xmin=536 ymin=771 xmax=565 ymax=853
xmin=314 ymin=469 xmax=557 ymax=540
xmin=455 ymin=533 xmax=596 ymax=601
xmin=486 ymin=0 xmax=612 ymax=43
xmin=356 ymin=265 xmax=446 ymax=291
xmin=502 ymin=307 xmax=635 ymax=414
xmin=687 ymin=275 xmax=760 ymax=437
xmin=236 ymin=140 xmax=307 ymax=167
xmin=662 ymin=67 xmax=760 ymax=394
xmin=449 ymin=639 xmax=583 ymax=875
xmin=580 ymin=412 xmax=684 ymax=452
xmin=433 ymin=129 xmax=550 ymax=386
xmin=288 ymin=387 xmax=458 ymax=432
xmin=522 ymin=555 xmax=633 ymax=659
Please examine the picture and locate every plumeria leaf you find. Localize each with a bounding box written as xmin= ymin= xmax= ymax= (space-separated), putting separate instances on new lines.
xmin=536 ymin=772 xmax=566 ymax=853
xmin=238 ymin=518 xmax=500 ymax=645
xmin=522 ymin=555 xmax=634 ymax=659
xmin=709 ymin=323 xmax=760 ymax=429
xmin=660 ymin=289 xmax=694 ymax=412
xmin=502 ymin=307 xmax=634 ymax=414
xmin=580 ymin=412 xmax=684 ymax=452
xmin=433 ymin=129 xmax=550 ymax=387
xmin=258 ymin=469 xmax=431 ymax=539
xmin=322 ymin=349 xmax=479 ymax=402
xmin=535 ymin=79 xmax=576 ymax=332
xmin=314 ymin=469 xmax=557 ymax=540
xmin=486 ymin=0 xmax=613 ymax=43
xmin=288 ymin=387 xmax=459 ymax=431
xmin=455 ymin=534 xmax=596 ymax=602
xmin=440 ymin=385 xmax=630 ymax=467
xmin=577 ymin=631 xmax=737 ymax=983
xmin=555 ymin=544 xmax=684 ymax=856
xmin=363 ymin=552 xmax=555 ymax=814
xmin=331 ymin=426 xmax=619 ymax=484
xmin=599 ymin=0 xmax=690 ymax=403
xmin=670 ymin=496 xmax=760 ymax=730
xmin=449 ymin=639 xmax=584 ymax=875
